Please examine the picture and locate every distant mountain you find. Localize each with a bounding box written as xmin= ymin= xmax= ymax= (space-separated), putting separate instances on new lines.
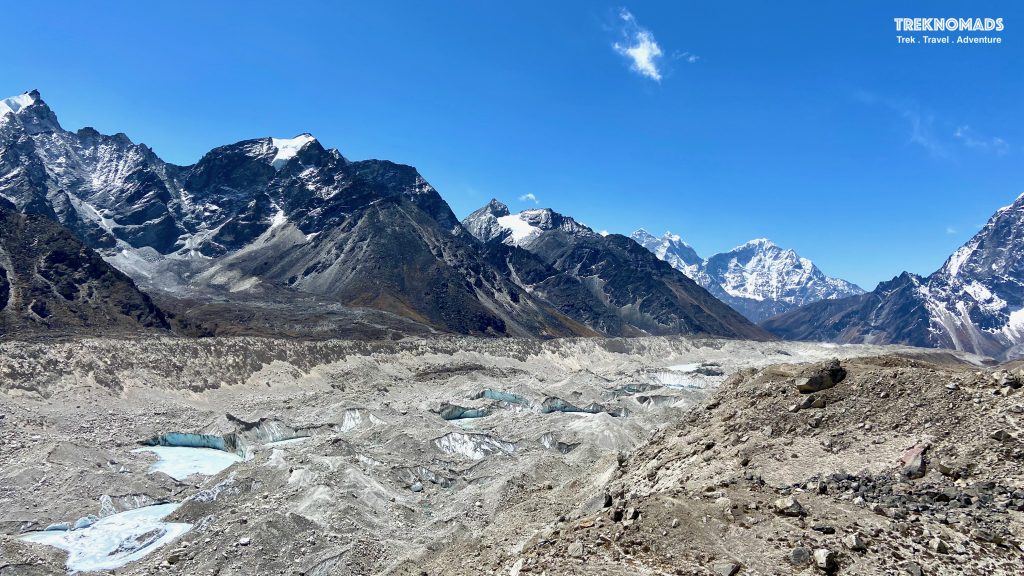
xmin=763 ymin=193 xmax=1024 ymax=359
xmin=630 ymin=230 xmax=863 ymax=322
xmin=0 ymin=196 xmax=168 ymax=335
xmin=463 ymin=201 xmax=769 ymax=339
xmin=630 ymin=229 xmax=702 ymax=278
xmin=0 ymin=91 xmax=765 ymax=340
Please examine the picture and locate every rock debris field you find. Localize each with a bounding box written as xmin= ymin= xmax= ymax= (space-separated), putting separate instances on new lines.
xmin=1 ymin=336 xmax=1021 ymax=575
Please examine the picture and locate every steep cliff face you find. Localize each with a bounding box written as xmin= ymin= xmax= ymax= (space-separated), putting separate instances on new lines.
xmin=0 ymin=196 xmax=168 ymax=335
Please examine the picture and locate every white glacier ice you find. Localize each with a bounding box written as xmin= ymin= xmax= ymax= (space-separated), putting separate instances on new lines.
xmin=20 ymin=503 xmax=191 ymax=573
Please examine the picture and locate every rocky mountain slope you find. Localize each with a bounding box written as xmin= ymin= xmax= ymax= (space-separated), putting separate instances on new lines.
xmin=0 ymin=196 xmax=168 ymax=335
xmin=0 ymin=91 xmax=774 ymax=339
xmin=463 ymin=200 xmax=769 ymax=339
xmin=508 ymin=353 xmax=1023 ymax=576
xmin=632 ymin=230 xmax=864 ymax=322
xmin=764 ymin=193 xmax=1024 ymax=359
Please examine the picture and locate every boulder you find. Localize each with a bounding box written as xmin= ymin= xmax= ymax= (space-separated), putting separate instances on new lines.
xmin=788 ymin=546 xmax=811 ymax=565
xmin=567 ymin=541 xmax=584 ymax=558
xmin=773 ymin=496 xmax=805 ymax=517
xmin=903 ymin=561 xmax=923 ymax=576
xmin=843 ymin=532 xmax=866 ymax=551
xmin=813 ymin=548 xmax=836 ymax=572
xmin=796 ymin=359 xmax=846 ymax=394
xmin=900 ymin=444 xmax=927 ymax=479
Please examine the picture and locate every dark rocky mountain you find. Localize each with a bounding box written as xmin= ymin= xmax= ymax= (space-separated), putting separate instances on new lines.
xmin=0 ymin=91 xmax=588 ymax=337
xmin=0 ymin=196 xmax=168 ymax=335
xmin=0 ymin=91 xmax=765 ymax=339
xmin=462 ymin=200 xmax=769 ymax=339
xmin=631 ymin=231 xmax=864 ymax=323
xmin=763 ymin=193 xmax=1024 ymax=359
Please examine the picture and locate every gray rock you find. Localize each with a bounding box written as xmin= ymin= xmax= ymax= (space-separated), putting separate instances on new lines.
xmin=773 ymin=496 xmax=805 ymax=517
xmin=990 ymin=429 xmax=1014 ymax=442
xmin=713 ymin=560 xmax=741 ymax=576
xmin=929 ymin=537 xmax=948 ymax=554
xmin=843 ymin=532 xmax=866 ymax=551
xmin=410 ymin=481 xmax=423 ymax=493
xmin=903 ymin=561 xmax=923 ymax=576
xmin=813 ymin=548 xmax=836 ymax=572
xmin=567 ymin=541 xmax=584 ymax=558
xmin=788 ymin=547 xmax=811 ymax=565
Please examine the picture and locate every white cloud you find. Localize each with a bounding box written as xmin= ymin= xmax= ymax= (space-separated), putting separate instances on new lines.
xmin=946 ymin=226 xmax=957 ymax=235
xmin=954 ymin=125 xmax=1010 ymax=156
xmin=613 ymin=9 xmax=664 ymax=81
xmin=518 ymin=193 xmax=538 ymax=204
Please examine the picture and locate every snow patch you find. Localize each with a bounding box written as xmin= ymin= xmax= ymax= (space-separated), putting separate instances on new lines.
xmin=270 ymin=134 xmax=316 ymax=170
xmin=496 ymin=213 xmax=542 ymax=244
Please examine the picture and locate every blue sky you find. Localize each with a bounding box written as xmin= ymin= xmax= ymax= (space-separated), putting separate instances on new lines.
xmin=3 ymin=1 xmax=1022 ymax=289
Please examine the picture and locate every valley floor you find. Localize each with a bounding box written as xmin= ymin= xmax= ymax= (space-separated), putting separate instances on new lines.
xmin=0 ymin=336 xmax=1020 ymax=575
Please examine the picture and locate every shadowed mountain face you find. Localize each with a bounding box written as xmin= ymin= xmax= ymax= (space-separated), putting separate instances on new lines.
xmin=763 ymin=193 xmax=1024 ymax=359
xmin=0 ymin=196 xmax=168 ymax=335
xmin=462 ymin=200 xmax=770 ymax=339
xmin=2 ymin=91 xmax=763 ymax=339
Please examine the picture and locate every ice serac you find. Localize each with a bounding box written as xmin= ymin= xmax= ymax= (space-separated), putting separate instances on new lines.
xmin=763 ymin=192 xmax=1024 ymax=359
xmin=631 ymin=231 xmax=864 ymax=323
xmin=463 ymin=201 xmax=769 ymax=339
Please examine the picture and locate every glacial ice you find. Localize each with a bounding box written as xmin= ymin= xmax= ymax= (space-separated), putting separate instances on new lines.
xmin=20 ymin=503 xmax=191 ymax=573
xmin=133 ymin=446 xmax=243 ymax=481
xmin=433 ymin=432 xmax=516 ymax=460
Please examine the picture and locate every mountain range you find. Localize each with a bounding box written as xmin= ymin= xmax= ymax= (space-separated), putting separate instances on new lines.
xmin=630 ymin=230 xmax=864 ymax=322
xmin=6 ymin=89 xmax=1024 ymax=359
xmin=0 ymin=91 xmax=764 ymax=340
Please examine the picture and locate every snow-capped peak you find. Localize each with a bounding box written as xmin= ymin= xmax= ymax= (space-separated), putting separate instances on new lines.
xmin=270 ymin=134 xmax=316 ymax=170
xmin=0 ymin=91 xmax=39 ymax=117
xmin=735 ymin=237 xmax=776 ymax=250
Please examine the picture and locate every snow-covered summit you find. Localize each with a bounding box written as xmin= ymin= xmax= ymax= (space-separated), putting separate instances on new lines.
xmin=631 ymin=228 xmax=863 ymax=322
xmin=0 ymin=91 xmax=39 ymax=117
xmin=270 ymin=134 xmax=316 ymax=170
xmin=630 ymin=229 xmax=702 ymax=277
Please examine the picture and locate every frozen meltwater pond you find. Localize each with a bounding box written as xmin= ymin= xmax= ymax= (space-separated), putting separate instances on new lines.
xmin=20 ymin=503 xmax=191 ymax=573
xmin=133 ymin=446 xmax=243 ymax=480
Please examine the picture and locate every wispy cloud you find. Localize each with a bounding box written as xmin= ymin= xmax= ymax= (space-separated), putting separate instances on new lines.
xmin=903 ymin=108 xmax=949 ymax=158
xmin=946 ymin=226 xmax=958 ymax=235
xmin=855 ymin=91 xmax=1010 ymax=160
xmin=518 ymin=193 xmax=539 ymax=204
xmin=613 ymin=9 xmax=665 ymax=81
xmin=954 ymin=125 xmax=1010 ymax=156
